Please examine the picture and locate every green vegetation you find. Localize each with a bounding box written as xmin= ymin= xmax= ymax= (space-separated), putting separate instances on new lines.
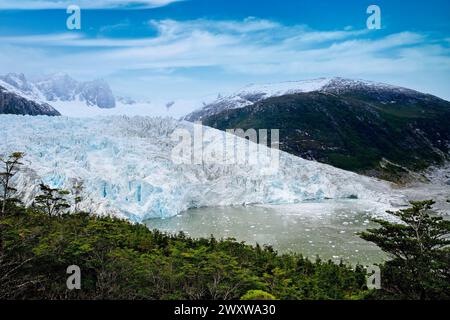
xmin=360 ymin=200 xmax=450 ymax=300
xmin=203 ymin=92 xmax=450 ymax=182
xmin=0 ymin=153 xmax=449 ymax=300
xmin=241 ymin=290 xmax=276 ymax=300
xmin=0 ymin=203 xmax=368 ymax=300
xmin=34 ymin=183 xmax=71 ymax=217
xmin=0 ymin=152 xmax=24 ymax=215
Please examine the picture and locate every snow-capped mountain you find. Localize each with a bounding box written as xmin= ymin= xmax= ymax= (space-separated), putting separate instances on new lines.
xmin=184 ymin=77 xmax=438 ymax=121
xmin=0 ymin=73 xmax=116 ymax=110
xmin=0 ymin=72 xmax=201 ymax=118
xmin=0 ymin=79 xmax=60 ymax=116
xmin=0 ymin=114 xmax=404 ymax=222
xmin=194 ymin=77 xmax=450 ymax=181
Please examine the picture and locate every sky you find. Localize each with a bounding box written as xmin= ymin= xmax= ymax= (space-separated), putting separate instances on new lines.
xmin=0 ymin=0 xmax=449 ymax=107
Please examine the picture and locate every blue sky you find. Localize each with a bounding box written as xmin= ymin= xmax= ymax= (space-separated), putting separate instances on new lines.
xmin=0 ymin=0 xmax=449 ymax=103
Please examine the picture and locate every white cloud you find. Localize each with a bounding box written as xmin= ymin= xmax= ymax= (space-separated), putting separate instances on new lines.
xmin=1 ymin=18 xmax=449 ymax=101
xmin=0 ymin=33 xmax=83 ymax=44
xmin=0 ymin=0 xmax=182 ymax=9
xmin=149 ymin=17 xmax=282 ymax=35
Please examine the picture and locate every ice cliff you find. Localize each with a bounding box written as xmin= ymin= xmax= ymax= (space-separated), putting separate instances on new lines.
xmin=0 ymin=115 xmax=403 ymax=222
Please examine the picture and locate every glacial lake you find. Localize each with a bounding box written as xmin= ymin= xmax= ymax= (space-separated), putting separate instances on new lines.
xmin=145 ymin=200 xmax=389 ymax=265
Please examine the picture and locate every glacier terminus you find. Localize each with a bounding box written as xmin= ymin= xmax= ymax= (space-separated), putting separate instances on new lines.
xmin=0 ymin=115 xmax=406 ymax=222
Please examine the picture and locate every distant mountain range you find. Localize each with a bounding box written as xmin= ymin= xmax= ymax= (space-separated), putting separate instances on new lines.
xmin=186 ymin=77 xmax=450 ymax=181
xmin=0 ymin=73 xmax=194 ymax=118
xmin=0 ymin=73 xmax=116 ymax=110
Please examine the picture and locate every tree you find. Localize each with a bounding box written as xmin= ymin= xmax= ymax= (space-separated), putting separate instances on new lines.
xmin=241 ymin=290 xmax=276 ymax=300
xmin=0 ymin=152 xmax=24 ymax=216
xmin=360 ymin=200 xmax=450 ymax=300
xmin=73 ymin=180 xmax=84 ymax=212
xmin=34 ymin=184 xmax=70 ymax=217
xmin=0 ymin=236 xmax=43 ymax=299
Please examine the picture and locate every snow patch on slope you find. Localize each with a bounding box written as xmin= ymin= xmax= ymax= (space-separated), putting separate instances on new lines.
xmin=184 ymin=77 xmax=426 ymax=121
xmin=238 ymin=78 xmax=333 ymax=99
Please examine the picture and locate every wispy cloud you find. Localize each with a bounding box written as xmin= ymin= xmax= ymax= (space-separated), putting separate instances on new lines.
xmin=99 ymin=20 xmax=132 ymax=34
xmin=0 ymin=33 xmax=83 ymax=44
xmin=0 ymin=0 xmax=182 ymax=10
xmin=1 ymin=18 xmax=449 ymax=100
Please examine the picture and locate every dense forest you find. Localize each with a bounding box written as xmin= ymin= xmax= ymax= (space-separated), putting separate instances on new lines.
xmin=0 ymin=152 xmax=449 ymax=300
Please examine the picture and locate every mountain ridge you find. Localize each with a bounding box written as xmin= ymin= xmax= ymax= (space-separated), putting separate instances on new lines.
xmin=0 ymin=80 xmax=60 ymax=116
xmin=191 ymin=78 xmax=450 ymax=182
xmin=185 ymin=77 xmax=448 ymax=122
xmin=0 ymin=72 xmax=116 ymax=110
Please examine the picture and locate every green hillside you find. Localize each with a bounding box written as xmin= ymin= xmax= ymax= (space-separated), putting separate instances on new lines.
xmin=203 ymin=91 xmax=450 ymax=182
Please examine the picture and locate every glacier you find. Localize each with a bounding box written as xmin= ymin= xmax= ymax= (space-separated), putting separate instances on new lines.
xmin=0 ymin=115 xmax=405 ymax=222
